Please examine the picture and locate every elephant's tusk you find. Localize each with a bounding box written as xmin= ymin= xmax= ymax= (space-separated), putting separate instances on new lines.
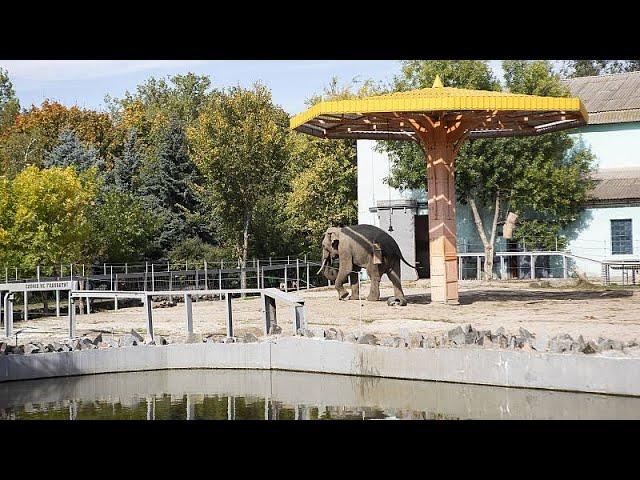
xmin=317 ymin=258 xmax=327 ymax=275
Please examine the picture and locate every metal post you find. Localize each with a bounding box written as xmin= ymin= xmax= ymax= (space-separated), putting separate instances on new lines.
xmin=5 ymin=267 xmax=7 ymax=283
xmin=195 ymin=267 xmax=199 ymax=291
xmin=219 ymin=268 xmax=223 ymax=300
xmin=151 ymin=263 xmax=155 ymax=292
xmin=225 ymin=293 xmax=233 ymax=338
xmin=37 ymin=265 xmax=40 ymax=283
xmin=56 ymin=289 xmax=60 ymax=317
xmin=500 ymin=256 xmax=505 ymax=280
xmin=263 ymin=293 xmax=277 ymax=335
xmin=114 ymin=275 xmax=119 ymax=310
xmin=287 ymin=255 xmax=290 ymax=265
xmin=184 ymin=293 xmax=193 ymax=334
xmin=4 ymin=293 xmax=14 ymax=337
xmin=23 ymin=291 xmax=28 ymax=322
xmin=204 ymin=260 xmax=208 ymax=290
xmin=144 ymin=261 xmax=148 ymax=291
xmin=296 ymin=259 xmax=300 ymax=291
xmin=562 ymin=254 xmax=568 ymax=279
xmin=145 ymin=294 xmax=154 ymax=342
xmin=103 ymin=263 xmax=107 ymax=276
xmin=294 ymin=303 xmax=306 ymax=332
xmin=15 ymin=267 xmax=18 ymax=281
xmin=68 ymin=294 xmax=75 ymax=338
xmin=82 ymin=264 xmax=85 ymax=277
xmin=70 ymin=263 xmax=73 ymax=281
xmin=256 ymin=259 xmax=260 ymax=289
xmin=110 ymin=266 xmax=113 ymax=291
xmin=530 ymin=255 xmax=535 ymax=280
xmin=306 ymin=262 xmax=310 ymax=290
xmin=284 ymin=265 xmax=288 ymax=292
xmin=458 ymin=256 xmax=462 ymax=280
xmin=125 ymin=263 xmax=128 ymax=274
xmin=476 ymin=255 xmax=481 ymax=280
xmin=269 ymin=257 xmax=272 ymax=266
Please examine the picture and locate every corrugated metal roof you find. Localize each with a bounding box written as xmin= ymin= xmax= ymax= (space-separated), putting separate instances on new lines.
xmin=564 ymin=71 xmax=640 ymax=125
xmin=589 ymin=168 xmax=640 ymax=202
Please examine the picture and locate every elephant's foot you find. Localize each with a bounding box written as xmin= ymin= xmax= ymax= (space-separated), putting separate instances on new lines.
xmin=366 ymin=294 xmax=380 ymax=302
xmin=338 ymin=291 xmax=350 ymax=300
xmin=387 ymin=296 xmax=408 ymax=307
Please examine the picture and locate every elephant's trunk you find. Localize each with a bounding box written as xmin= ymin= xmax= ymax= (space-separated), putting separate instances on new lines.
xmin=316 ymin=257 xmax=328 ymax=275
xmin=322 ymin=265 xmax=338 ymax=283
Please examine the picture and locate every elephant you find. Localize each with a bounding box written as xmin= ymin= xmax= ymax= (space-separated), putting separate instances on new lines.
xmin=317 ymin=224 xmax=416 ymax=305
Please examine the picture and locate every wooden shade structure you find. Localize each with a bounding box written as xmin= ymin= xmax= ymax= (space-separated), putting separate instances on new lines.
xmin=290 ymin=76 xmax=588 ymax=304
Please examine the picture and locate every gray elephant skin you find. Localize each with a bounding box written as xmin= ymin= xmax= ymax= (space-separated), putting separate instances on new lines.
xmin=318 ymin=224 xmax=415 ymax=305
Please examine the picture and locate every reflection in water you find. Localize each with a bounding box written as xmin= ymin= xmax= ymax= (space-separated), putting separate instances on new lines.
xmin=1 ymin=369 xmax=639 ymax=420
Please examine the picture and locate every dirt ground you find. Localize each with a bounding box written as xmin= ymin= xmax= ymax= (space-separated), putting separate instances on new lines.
xmin=4 ymin=278 xmax=640 ymax=346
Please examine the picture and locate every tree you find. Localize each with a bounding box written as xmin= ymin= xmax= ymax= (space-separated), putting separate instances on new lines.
xmin=88 ymin=188 xmax=161 ymax=263
xmin=188 ymin=83 xmax=290 ymax=289
xmin=0 ymin=166 xmax=97 ymax=270
xmin=43 ymin=128 xmax=105 ymax=172
xmin=110 ymin=128 xmax=143 ymax=193
xmin=383 ymin=60 xmax=595 ymax=280
xmin=138 ymin=116 xmax=203 ymax=253
xmin=0 ymin=101 xmax=115 ymax=177
xmin=0 ymin=68 xmax=20 ymax=134
xmin=560 ymin=60 xmax=640 ymax=78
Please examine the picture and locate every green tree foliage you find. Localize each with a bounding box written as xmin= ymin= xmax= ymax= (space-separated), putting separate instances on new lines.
xmin=110 ymin=128 xmax=142 ymax=193
xmin=560 ymin=60 xmax=640 ymax=78
xmin=0 ymin=68 xmax=20 ymax=134
xmin=88 ymin=188 xmax=161 ymax=263
xmin=0 ymin=166 xmax=97 ymax=269
xmin=188 ymin=83 xmax=290 ymax=286
xmin=383 ymin=60 xmax=596 ymax=279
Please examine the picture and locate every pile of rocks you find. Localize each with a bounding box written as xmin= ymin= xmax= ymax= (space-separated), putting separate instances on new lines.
xmin=295 ymin=325 xmax=637 ymax=355
xmin=0 ymin=330 xmax=169 ymax=356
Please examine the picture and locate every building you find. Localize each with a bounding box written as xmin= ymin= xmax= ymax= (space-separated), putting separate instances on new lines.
xmin=357 ymin=71 xmax=640 ymax=282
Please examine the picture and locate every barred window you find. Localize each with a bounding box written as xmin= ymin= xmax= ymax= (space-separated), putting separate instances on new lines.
xmin=611 ymin=219 xmax=633 ymax=255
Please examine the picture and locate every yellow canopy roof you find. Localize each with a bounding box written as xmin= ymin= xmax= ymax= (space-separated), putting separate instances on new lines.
xmin=291 ymin=76 xmax=588 ymax=141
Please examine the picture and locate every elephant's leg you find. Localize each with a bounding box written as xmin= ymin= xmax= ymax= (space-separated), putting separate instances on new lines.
xmin=334 ymin=258 xmax=352 ymax=300
xmin=348 ymin=271 xmax=360 ymax=299
xmin=387 ymin=258 xmax=406 ymax=300
xmin=366 ymin=263 xmax=382 ymax=302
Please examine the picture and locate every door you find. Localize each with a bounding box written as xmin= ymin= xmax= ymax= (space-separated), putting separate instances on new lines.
xmin=414 ymin=215 xmax=430 ymax=278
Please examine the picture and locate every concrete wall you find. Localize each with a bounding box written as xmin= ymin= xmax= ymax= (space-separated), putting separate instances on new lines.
xmin=2 ymin=339 xmax=640 ymax=397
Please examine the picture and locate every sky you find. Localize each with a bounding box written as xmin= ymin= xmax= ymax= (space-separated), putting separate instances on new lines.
xmin=0 ymin=60 xmax=505 ymax=115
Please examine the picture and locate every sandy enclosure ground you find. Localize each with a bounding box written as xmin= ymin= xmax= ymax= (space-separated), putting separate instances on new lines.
xmin=3 ymin=279 xmax=640 ymax=346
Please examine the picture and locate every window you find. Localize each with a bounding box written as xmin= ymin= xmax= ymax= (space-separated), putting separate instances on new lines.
xmin=611 ymin=219 xmax=633 ymax=255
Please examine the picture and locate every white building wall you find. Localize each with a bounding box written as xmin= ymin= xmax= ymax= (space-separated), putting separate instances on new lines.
xmin=566 ymin=206 xmax=640 ymax=278
xmin=573 ymin=123 xmax=640 ymax=169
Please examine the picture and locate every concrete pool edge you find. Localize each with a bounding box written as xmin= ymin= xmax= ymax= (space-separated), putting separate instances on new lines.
xmin=1 ymin=337 xmax=639 ymax=397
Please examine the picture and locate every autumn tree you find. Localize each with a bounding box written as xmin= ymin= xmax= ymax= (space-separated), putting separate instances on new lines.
xmin=188 ymin=83 xmax=290 ymax=289
xmin=560 ymin=60 xmax=640 ymax=78
xmin=0 ymin=166 xmax=97 ymax=270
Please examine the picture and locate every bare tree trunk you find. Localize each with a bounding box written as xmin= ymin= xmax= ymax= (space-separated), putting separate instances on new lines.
xmin=469 ymin=195 xmax=500 ymax=281
xmin=239 ymin=209 xmax=250 ymax=297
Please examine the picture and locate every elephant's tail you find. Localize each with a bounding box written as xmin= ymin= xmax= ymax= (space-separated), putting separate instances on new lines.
xmin=400 ymin=254 xmax=418 ymax=270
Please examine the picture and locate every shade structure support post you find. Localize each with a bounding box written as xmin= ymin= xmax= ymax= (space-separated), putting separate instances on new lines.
xmin=415 ymin=116 xmax=467 ymax=304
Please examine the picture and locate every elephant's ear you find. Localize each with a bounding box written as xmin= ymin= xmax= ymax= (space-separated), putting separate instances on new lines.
xmin=328 ymin=229 xmax=341 ymax=248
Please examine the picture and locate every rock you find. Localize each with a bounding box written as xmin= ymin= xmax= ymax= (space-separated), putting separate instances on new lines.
xmin=243 ymin=333 xmax=259 ymax=343
xmin=496 ymin=327 xmax=506 ymax=336
xmin=311 ymin=328 xmax=326 ymax=338
xmin=44 ymin=344 xmax=55 ymax=353
xmin=518 ymin=328 xmax=533 ymax=341
xmin=531 ymin=332 xmax=549 ymax=352
xmin=155 ymin=336 xmax=168 ymax=346
xmin=357 ymin=333 xmax=378 ymax=345
xmin=409 ymin=334 xmax=423 ymax=348
xmin=0 ymin=342 xmax=9 ymax=355
xmin=51 ymin=342 xmax=63 ymax=352
xmin=521 ymin=343 xmax=534 ymax=352
xmin=24 ymin=343 xmax=41 ymax=354
xmin=269 ymin=324 xmax=282 ymax=335
xmin=448 ymin=326 xmax=466 ymax=345
xmin=130 ymin=330 xmax=145 ymax=343
xmin=119 ymin=334 xmax=138 ymax=347
xmin=298 ymin=328 xmax=314 ymax=338
xmin=625 ymin=339 xmax=638 ymax=348
xmin=325 ymin=328 xmax=340 ymax=341
xmin=92 ymin=333 xmax=103 ymax=345
xmin=9 ymin=345 xmax=24 ymax=354
xmin=72 ymin=339 xmax=82 ymax=350
xmin=476 ymin=334 xmax=493 ymax=347
xmin=186 ymin=333 xmax=202 ymax=344
xmin=582 ymin=341 xmax=600 ymax=354
xmin=422 ymin=337 xmax=436 ymax=348
xmin=398 ymin=328 xmax=411 ymax=342
xmin=387 ymin=296 xmax=408 ymax=307
xmin=223 ymin=337 xmax=235 ymax=343
xmin=345 ymin=333 xmax=358 ymax=343
xmin=381 ymin=337 xmax=396 ymax=347
xmin=59 ymin=344 xmax=71 ymax=352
